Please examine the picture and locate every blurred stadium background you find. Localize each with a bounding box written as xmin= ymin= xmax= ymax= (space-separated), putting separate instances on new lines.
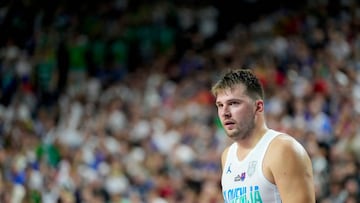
xmin=0 ymin=0 xmax=360 ymax=202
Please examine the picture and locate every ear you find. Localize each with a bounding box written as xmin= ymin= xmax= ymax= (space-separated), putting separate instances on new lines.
xmin=255 ymin=100 xmax=264 ymax=113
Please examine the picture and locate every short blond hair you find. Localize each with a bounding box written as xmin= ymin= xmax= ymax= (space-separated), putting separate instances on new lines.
xmin=211 ymin=69 xmax=264 ymax=100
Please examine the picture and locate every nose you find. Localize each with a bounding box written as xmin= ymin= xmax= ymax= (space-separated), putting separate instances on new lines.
xmin=221 ymin=106 xmax=231 ymax=118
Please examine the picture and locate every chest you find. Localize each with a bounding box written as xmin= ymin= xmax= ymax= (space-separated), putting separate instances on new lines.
xmin=222 ymin=158 xmax=260 ymax=187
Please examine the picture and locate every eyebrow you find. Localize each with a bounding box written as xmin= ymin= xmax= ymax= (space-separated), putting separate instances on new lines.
xmin=216 ymin=98 xmax=242 ymax=104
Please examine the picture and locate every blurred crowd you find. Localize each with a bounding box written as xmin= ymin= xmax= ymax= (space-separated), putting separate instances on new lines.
xmin=1 ymin=0 xmax=360 ymax=202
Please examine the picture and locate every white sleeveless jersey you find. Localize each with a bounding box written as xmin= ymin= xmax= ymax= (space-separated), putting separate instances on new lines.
xmin=221 ymin=129 xmax=282 ymax=203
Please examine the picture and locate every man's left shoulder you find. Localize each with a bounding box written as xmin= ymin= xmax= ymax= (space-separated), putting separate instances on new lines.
xmin=270 ymin=133 xmax=308 ymax=156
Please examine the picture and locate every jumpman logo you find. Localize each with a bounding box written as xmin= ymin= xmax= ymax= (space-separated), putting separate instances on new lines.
xmin=226 ymin=164 xmax=232 ymax=174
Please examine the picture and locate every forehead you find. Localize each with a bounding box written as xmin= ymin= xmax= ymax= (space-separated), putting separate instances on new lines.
xmin=215 ymin=85 xmax=247 ymax=102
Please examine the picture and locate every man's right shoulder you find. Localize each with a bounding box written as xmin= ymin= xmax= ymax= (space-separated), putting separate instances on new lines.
xmin=221 ymin=144 xmax=234 ymax=168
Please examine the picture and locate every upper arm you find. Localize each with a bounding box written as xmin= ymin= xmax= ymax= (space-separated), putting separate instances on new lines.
xmin=269 ymin=135 xmax=315 ymax=203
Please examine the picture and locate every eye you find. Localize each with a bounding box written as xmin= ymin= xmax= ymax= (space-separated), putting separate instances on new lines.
xmin=229 ymin=101 xmax=240 ymax=106
xmin=216 ymin=103 xmax=223 ymax=108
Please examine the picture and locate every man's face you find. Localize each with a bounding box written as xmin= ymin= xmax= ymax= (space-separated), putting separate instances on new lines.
xmin=215 ymin=84 xmax=257 ymax=140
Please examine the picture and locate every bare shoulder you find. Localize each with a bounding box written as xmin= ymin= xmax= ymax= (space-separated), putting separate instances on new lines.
xmin=265 ymin=134 xmax=315 ymax=202
xmin=264 ymin=133 xmax=313 ymax=183
xmin=269 ymin=134 xmax=309 ymax=158
xmin=221 ymin=146 xmax=231 ymax=169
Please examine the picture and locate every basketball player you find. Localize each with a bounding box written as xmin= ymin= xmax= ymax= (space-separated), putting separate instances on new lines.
xmin=211 ymin=69 xmax=315 ymax=202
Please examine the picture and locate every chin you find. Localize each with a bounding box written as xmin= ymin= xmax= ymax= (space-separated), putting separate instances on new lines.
xmin=228 ymin=131 xmax=248 ymax=141
xmin=227 ymin=133 xmax=241 ymax=140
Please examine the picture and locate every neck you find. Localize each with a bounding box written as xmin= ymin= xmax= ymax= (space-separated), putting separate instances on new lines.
xmin=236 ymin=123 xmax=268 ymax=149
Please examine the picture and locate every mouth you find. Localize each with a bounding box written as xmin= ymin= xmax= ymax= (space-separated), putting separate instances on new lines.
xmin=224 ymin=120 xmax=235 ymax=128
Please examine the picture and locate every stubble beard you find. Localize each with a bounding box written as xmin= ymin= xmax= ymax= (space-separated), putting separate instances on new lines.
xmin=227 ymin=113 xmax=256 ymax=141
